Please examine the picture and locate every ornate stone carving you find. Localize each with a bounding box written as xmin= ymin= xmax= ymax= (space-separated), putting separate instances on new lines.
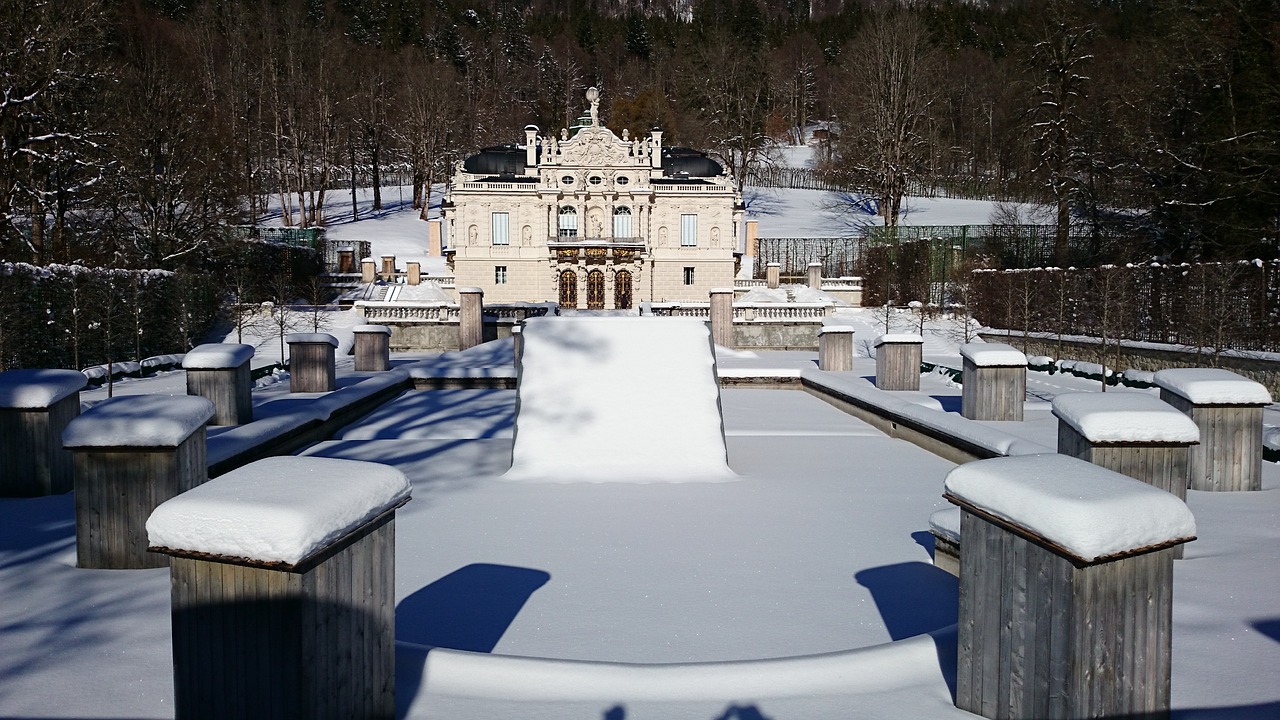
xmin=559 ymin=127 xmax=631 ymax=167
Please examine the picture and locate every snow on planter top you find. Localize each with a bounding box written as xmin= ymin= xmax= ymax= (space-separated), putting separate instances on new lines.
xmin=0 ymin=369 xmax=88 ymax=409
xmin=63 ymin=395 xmax=214 ymax=449
xmin=944 ymin=453 xmax=1196 ymax=563
xmin=929 ymin=507 xmax=962 ymax=543
xmin=352 ymin=324 xmax=392 ymax=335
xmin=182 ymin=343 xmax=254 ymax=370
xmin=146 ymin=456 xmax=411 ymax=567
xmin=875 ymin=333 xmax=923 ymax=346
xmin=959 ymin=342 xmax=1027 ymax=367
xmin=1052 ymin=391 xmax=1199 ymax=444
xmin=819 ymin=325 xmax=855 ymax=335
xmin=285 ymin=333 xmax=338 ymax=347
xmin=505 ymin=316 xmax=734 ymax=483
xmin=1153 ymin=368 xmax=1272 ymax=406
xmin=710 ymin=287 xmax=735 ymax=294
xmin=457 ymin=286 xmax=483 ymax=295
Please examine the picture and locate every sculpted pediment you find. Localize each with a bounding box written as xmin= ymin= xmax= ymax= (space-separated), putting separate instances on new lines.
xmin=558 ymin=127 xmax=632 ymax=168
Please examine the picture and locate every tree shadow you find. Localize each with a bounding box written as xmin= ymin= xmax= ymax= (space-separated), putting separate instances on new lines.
xmin=396 ymin=563 xmax=550 ymax=715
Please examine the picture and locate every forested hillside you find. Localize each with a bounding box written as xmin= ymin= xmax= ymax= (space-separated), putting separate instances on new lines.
xmin=2 ymin=0 xmax=1277 ymax=270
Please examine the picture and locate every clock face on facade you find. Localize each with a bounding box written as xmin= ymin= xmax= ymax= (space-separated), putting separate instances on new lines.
xmin=561 ymin=175 xmax=574 ymax=185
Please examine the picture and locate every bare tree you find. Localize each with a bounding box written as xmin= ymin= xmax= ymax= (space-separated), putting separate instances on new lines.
xmin=830 ymin=11 xmax=938 ymax=226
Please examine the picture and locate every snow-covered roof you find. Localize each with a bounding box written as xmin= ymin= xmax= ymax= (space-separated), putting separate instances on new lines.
xmin=1052 ymin=392 xmax=1199 ymax=444
xmin=928 ymin=507 xmax=961 ymax=543
xmin=944 ymin=453 xmax=1196 ymax=562
xmin=146 ymin=456 xmax=411 ymax=566
xmin=875 ymin=334 xmax=923 ymax=346
xmin=182 ymin=343 xmax=254 ymax=370
xmin=285 ymin=333 xmax=338 ymax=347
xmin=1154 ymin=368 xmax=1272 ymax=405
xmin=959 ymin=343 xmax=1026 ymax=367
xmin=63 ymin=395 xmax=214 ymax=448
xmin=0 ymin=369 xmax=87 ymax=409
xmin=353 ymin=324 xmax=392 ymax=335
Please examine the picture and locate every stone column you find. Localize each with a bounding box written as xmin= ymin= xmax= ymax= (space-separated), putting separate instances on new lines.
xmin=183 ymin=343 xmax=254 ymax=426
xmin=459 ymin=287 xmax=485 ymax=350
xmin=428 ymin=220 xmax=443 ymax=256
xmin=0 ymin=369 xmax=86 ymax=497
xmin=807 ymin=261 xmax=823 ymax=290
xmin=709 ymin=288 xmax=735 ymax=349
xmin=361 ymin=259 xmax=377 ymax=283
xmin=148 ymin=456 xmax=410 ymax=720
xmin=63 ymin=395 xmax=214 ymax=569
xmin=407 ymin=261 xmax=421 ymax=286
xmin=381 ymin=255 xmax=396 ymax=279
xmin=766 ymin=262 xmax=781 ymax=289
xmin=817 ymin=326 xmax=854 ymax=372
xmin=946 ymin=453 xmax=1194 ymax=720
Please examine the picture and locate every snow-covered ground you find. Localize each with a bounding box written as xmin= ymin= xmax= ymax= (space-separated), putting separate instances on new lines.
xmin=2 ymin=186 xmax=1279 ymax=719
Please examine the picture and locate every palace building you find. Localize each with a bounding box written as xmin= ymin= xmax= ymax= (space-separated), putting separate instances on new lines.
xmin=441 ymin=88 xmax=744 ymax=309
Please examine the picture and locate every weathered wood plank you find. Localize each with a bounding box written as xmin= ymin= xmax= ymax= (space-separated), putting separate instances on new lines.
xmin=0 ymin=395 xmax=80 ymax=497
xmin=186 ymin=363 xmax=253 ymax=425
xmin=874 ymin=341 xmax=921 ymax=390
xmin=289 ymin=342 xmax=337 ymax=393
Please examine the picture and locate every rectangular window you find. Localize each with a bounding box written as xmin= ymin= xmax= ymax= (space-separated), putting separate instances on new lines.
xmin=683 ymin=266 xmax=695 ymax=285
xmin=680 ymin=214 xmax=697 ymax=246
xmin=491 ymin=212 xmax=509 ymax=245
xmin=495 ymin=265 xmax=508 ymax=284
xmin=613 ymin=211 xmax=632 ymax=239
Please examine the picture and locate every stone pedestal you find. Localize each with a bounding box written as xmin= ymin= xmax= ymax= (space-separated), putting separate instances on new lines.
xmin=361 ymin=259 xmax=377 ymax=283
xmin=1154 ymin=368 xmax=1271 ymax=492
xmin=874 ymin=334 xmax=923 ymax=390
xmin=183 ymin=343 xmax=254 ymax=425
xmin=286 ymin=333 xmax=338 ymax=393
xmin=960 ymin=343 xmax=1027 ymax=421
xmin=817 ymin=326 xmax=854 ymax=372
xmin=766 ymin=262 xmax=781 ymax=289
xmin=353 ymin=325 xmax=392 ymax=372
xmin=407 ymin=261 xmax=421 ymax=286
xmin=946 ymin=454 xmax=1195 ymax=720
xmin=807 ymin=261 xmax=822 ymax=290
xmin=381 ymin=255 xmax=396 ymax=278
xmin=709 ymin=288 xmax=735 ymax=349
xmin=63 ymin=395 xmax=213 ymax=569
xmin=148 ymin=456 xmax=411 ymax=720
xmin=0 ymin=369 xmax=86 ymax=496
xmin=459 ymin=287 xmax=484 ymax=351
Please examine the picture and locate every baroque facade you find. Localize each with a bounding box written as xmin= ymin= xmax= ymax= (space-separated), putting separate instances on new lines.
xmin=442 ymin=88 xmax=744 ymax=309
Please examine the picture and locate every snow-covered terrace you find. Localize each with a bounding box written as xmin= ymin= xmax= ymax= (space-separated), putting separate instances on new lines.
xmin=2 ymin=316 xmax=1279 ymax=719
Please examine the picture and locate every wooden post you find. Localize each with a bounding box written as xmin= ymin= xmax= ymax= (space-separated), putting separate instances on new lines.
xmin=512 ymin=324 xmax=523 ymax=368
xmin=63 ymin=395 xmax=213 ymax=569
xmin=709 ymin=288 xmax=735 ymax=349
xmin=286 ymin=333 xmax=338 ymax=393
xmin=361 ymin=259 xmax=377 ymax=283
xmin=183 ymin=343 xmax=254 ymax=426
xmin=148 ymin=456 xmax=411 ymax=720
xmin=817 ymin=325 xmax=854 ymax=371
xmin=458 ymin=287 xmax=484 ymax=351
xmin=0 ymin=369 xmax=86 ymax=497
xmin=1053 ymin=392 xmax=1199 ymax=559
xmin=381 ymin=255 xmax=396 ymax=279
xmin=1154 ymin=368 xmax=1271 ymax=492
xmin=873 ymin=334 xmax=923 ymax=390
xmin=928 ymin=507 xmax=960 ymax=577
xmin=406 ymin=261 xmax=421 ymax=286
xmin=946 ymin=453 xmax=1195 ymax=720
xmin=337 ymin=247 xmax=355 ymax=273
xmin=766 ymin=262 xmax=780 ymax=289
xmin=807 ymin=261 xmax=822 ymax=289
xmin=353 ymin=325 xmax=392 ymax=372
xmin=959 ymin=343 xmax=1026 ymax=421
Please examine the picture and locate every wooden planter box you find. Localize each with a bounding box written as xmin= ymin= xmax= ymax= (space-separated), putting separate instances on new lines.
xmin=928 ymin=506 xmax=960 ymax=577
xmin=0 ymin=369 xmax=87 ymax=497
xmin=946 ymin=454 xmax=1195 ymax=720
xmin=183 ymin=343 xmax=254 ymax=425
xmin=458 ymin=287 xmax=484 ymax=351
xmin=818 ymin=326 xmax=854 ymax=372
xmin=710 ymin=288 xmax=734 ymax=349
xmin=353 ymin=325 xmax=392 ymax=372
xmin=1154 ymin=368 xmax=1272 ymax=492
xmin=960 ymin=343 xmax=1026 ymax=421
xmin=63 ymin=395 xmax=213 ymax=569
xmin=148 ymin=456 xmax=411 ymax=720
xmin=287 ymin=333 xmax=338 ymax=393
xmin=874 ymin=334 xmax=922 ymax=390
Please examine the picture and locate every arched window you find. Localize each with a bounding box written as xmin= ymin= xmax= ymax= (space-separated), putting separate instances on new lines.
xmin=613 ymin=206 xmax=632 ymax=239
xmin=558 ymin=206 xmax=578 ymax=238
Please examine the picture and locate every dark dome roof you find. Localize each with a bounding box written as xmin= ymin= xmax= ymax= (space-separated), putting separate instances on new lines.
xmin=463 ymin=145 xmax=530 ymax=175
xmin=662 ymin=147 xmax=724 ymax=177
